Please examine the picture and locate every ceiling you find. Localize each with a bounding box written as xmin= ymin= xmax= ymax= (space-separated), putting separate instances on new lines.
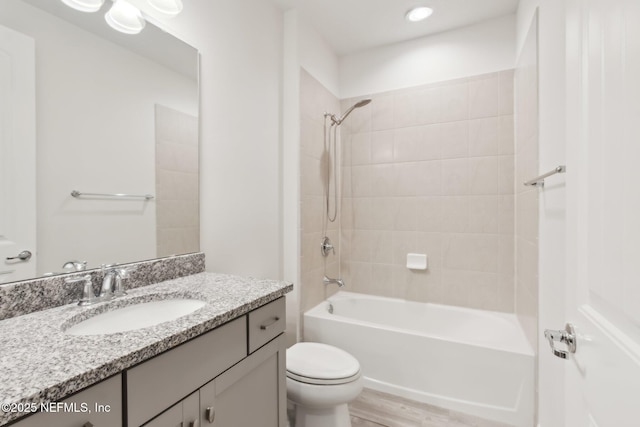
xmin=273 ymin=0 xmax=520 ymax=56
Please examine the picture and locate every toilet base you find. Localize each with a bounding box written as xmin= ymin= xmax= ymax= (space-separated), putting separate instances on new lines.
xmin=293 ymin=402 xmax=352 ymax=427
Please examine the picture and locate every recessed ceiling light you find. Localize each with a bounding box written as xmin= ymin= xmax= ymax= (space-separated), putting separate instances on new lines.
xmin=405 ymin=6 xmax=433 ymax=23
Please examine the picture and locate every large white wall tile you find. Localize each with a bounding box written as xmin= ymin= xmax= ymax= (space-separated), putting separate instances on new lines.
xmin=468 ymin=74 xmax=500 ymax=119
xmin=339 ymin=71 xmax=515 ymax=312
xmin=439 ymin=122 xmax=469 ymax=160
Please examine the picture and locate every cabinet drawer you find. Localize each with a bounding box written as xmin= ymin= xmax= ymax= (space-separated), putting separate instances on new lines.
xmin=12 ymin=374 xmax=122 ymax=427
xmin=248 ymin=297 xmax=285 ymax=353
xmin=127 ymin=316 xmax=246 ymax=427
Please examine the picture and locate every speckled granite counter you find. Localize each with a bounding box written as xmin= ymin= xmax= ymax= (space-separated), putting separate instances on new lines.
xmin=0 ymin=272 xmax=292 ymax=426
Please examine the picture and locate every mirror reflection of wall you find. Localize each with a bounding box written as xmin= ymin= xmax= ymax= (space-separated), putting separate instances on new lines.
xmin=155 ymin=105 xmax=199 ymax=258
xmin=0 ymin=0 xmax=199 ymax=283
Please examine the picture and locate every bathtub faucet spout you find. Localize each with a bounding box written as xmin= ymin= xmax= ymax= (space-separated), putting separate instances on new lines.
xmin=323 ymin=275 xmax=344 ymax=288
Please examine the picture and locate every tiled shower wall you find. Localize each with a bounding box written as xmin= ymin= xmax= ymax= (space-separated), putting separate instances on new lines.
xmin=339 ymin=71 xmax=516 ymax=312
xmin=299 ymin=70 xmax=341 ymax=313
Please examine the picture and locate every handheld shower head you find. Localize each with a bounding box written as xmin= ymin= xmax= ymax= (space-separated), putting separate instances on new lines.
xmin=353 ymin=98 xmax=372 ymax=108
xmin=331 ymin=98 xmax=371 ymax=125
xmin=322 ymin=98 xmax=372 ymax=224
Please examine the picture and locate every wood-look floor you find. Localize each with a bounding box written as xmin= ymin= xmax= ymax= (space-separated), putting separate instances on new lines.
xmin=348 ymin=388 xmax=513 ymax=427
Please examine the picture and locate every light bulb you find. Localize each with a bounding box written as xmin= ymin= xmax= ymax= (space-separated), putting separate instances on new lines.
xmin=60 ymin=0 xmax=105 ymax=13
xmin=105 ymin=0 xmax=146 ymax=35
xmin=147 ymin=0 xmax=183 ymax=16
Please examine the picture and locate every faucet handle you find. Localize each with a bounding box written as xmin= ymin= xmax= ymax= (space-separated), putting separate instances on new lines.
xmin=113 ymin=266 xmax=134 ymax=296
xmin=62 ymin=260 xmax=87 ymax=272
xmin=100 ymin=263 xmax=116 ymax=272
xmin=66 ymin=274 xmax=95 ymax=306
xmin=113 ymin=270 xmax=126 ymax=297
xmin=117 ymin=266 xmax=133 ymax=278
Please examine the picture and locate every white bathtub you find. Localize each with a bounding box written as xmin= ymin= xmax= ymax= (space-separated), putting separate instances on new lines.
xmin=303 ymin=291 xmax=534 ymax=427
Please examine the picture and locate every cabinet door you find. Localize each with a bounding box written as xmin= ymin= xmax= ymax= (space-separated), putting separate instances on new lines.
xmin=182 ymin=391 xmax=200 ymax=427
xmin=142 ymin=391 xmax=199 ymax=427
xmin=142 ymin=403 xmax=181 ymax=427
xmin=11 ymin=375 xmax=122 ymax=427
xmin=127 ymin=317 xmax=246 ymax=427
xmin=200 ymin=335 xmax=286 ymax=427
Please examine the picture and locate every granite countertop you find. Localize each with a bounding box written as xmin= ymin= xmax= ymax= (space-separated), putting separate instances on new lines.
xmin=0 ymin=272 xmax=293 ymax=426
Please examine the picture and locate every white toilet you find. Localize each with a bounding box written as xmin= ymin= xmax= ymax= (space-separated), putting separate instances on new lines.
xmin=286 ymin=342 xmax=363 ymax=427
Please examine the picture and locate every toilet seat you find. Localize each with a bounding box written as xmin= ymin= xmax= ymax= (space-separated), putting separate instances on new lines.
xmin=287 ymin=342 xmax=361 ymax=385
xmin=286 ymin=369 xmax=360 ymax=385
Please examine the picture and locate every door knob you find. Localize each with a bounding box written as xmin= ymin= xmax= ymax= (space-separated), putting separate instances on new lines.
xmin=544 ymin=323 xmax=577 ymax=359
xmin=5 ymin=250 xmax=32 ymax=262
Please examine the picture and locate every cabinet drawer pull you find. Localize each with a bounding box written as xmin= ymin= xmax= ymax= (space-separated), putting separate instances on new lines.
xmin=83 ymin=423 xmax=94 ymax=427
xmin=259 ymin=317 xmax=280 ymax=330
xmin=190 ymin=420 xmax=199 ymax=427
xmin=205 ymin=406 xmax=215 ymax=423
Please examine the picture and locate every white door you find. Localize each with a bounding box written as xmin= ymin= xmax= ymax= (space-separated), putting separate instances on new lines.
xmin=0 ymin=25 xmax=36 ymax=284
xmin=561 ymin=0 xmax=640 ymax=425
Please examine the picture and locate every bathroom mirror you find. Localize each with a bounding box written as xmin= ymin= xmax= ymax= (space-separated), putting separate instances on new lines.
xmin=0 ymin=0 xmax=199 ymax=284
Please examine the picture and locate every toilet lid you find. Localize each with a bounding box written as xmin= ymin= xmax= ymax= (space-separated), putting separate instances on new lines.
xmin=286 ymin=342 xmax=360 ymax=385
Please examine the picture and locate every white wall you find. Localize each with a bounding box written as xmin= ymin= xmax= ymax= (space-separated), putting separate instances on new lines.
xmin=134 ymin=0 xmax=285 ymax=280
xmin=281 ymin=9 xmax=340 ymax=343
xmin=282 ymin=10 xmax=302 ymax=345
xmin=339 ymin=14 xmax=516 ymax=98
xmin=516 ymin=1 xmax=567 ymax=427
xmin=297 ymin=15 xmax=340 ymax=97
xmin=0 ymin=0 xmax=196 ymax=275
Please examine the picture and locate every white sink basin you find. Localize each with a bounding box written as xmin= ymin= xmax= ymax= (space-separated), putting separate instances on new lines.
xmin=65 ymin=299 xmax=206 ymax=336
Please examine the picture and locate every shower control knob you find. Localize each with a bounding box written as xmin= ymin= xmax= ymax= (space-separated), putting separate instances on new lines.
xmin=320 ymin=236 xmax=335 ymax=257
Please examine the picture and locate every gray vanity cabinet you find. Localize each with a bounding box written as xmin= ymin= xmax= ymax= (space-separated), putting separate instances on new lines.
xmin=126 ymin=316 xmax=247 ymax=427
xmin=129 ymin=297 xmax=287 ymax=427
xmin=10 ymin=374 xmax=122 ymax=427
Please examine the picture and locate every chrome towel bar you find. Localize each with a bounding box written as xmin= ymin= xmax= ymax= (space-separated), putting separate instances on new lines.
xmin=71 ymin=190 xmax=154 ymax=200
xmin=524 ymin=165 xmax=566 ymax=187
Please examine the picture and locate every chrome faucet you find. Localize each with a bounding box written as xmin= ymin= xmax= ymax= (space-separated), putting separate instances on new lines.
xmin=323 ymin=275 xmax=344 ymax=288
xmin=65 ymin=266 xmax=130 ymax=306
xmin=100 ymin=266 xmax=130 ymax=299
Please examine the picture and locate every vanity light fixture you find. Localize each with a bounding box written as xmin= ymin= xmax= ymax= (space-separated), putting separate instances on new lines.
xmin=147 ymin=0 xmax=183 ymax=16
xmin=60 ymin=0 xmax=184 ymax=34
xmin=405 ymin=6 xmax=433 ymax=22
xmin=105 ymin=0 xmax=146 ymax=34
xmin=60 ymin=0 xmax=105 ymax=13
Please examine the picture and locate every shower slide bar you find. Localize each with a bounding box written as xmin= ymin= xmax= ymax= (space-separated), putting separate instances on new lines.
xmin=524 ymin=165 xmax=566 ymax=187
xmin=71 ymin=190 xmax=155 ymax=200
